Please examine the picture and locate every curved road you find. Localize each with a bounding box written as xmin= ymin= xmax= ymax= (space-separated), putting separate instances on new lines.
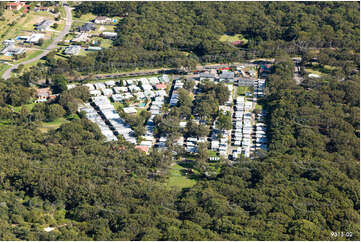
xmin=2 ymin=5 xmax=73 ymax=80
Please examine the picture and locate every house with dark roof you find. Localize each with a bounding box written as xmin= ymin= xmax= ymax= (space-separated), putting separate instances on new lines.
xmin=35 ymin=20 xmax=53 ymax=31
xmin=219 ymin=71 xmax=235 ymax=80
xmin=78 ymin=22 xmax=96 ymax=32
xmin=199 ymin=72 xmax=216 ymax=81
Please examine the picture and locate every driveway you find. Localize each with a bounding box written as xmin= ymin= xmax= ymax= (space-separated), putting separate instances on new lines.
xmin=2 ymin=4 xmax=73 ymax=80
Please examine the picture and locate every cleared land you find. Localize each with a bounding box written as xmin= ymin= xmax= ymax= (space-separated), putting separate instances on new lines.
xmin=219 ymin=33 xmax=248 ymax=45
xmin=237 ymin=86 xmax=250 ymax=95
xmin=39 ymin=117 xmax=69 ymax=133
xmin=166 ymin=163 xmax=197 ymax=189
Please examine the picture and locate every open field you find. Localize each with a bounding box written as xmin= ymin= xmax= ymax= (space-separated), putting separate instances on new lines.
xmin=39 ymin=117 xmax=69 ymax=133
xmin=255 ymin=103 xmax=263 ymax=110
xmin=0 ymin=9 xmax=57 ymax=42
xmin=12 ymin=103 xmax=36 ymax=112
xmin=219 ymin=33 xmax=248 ymax=45
xmin=13 ymin=50 xmax=43 ymax=65
xmin=0 ymin=64 xmax=9 ymax=77
xmin=73 ymin=12 xmax=97 ymax=22
xmin=100 ymin=39 xmax=113 ymax=48
xmin=237 ymin=86 xmax=250 ymax=95
xmin=166 ymin=163 xmax=197 ymax=189
xmin=304 ymin=68 xmax=324 ymax=76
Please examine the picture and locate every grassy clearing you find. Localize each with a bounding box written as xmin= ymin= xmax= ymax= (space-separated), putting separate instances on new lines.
xmin=41 ymin=38 xmax=53 ymax=49
xmin=13 ymin=50 xmax=43 ymax=64
xmin=166 ymin=163 xmax=197 ymax=189
xmin=304 ymin=68 xmax=323 ymax=76
xmin=0 ymin=64 xmax=9 ymax=77
xmin=255 ymin=103 xmax=263 ymax=110
xmin=219 ymin=33 xmax=248 ymax=45
xmin=12 ymin=103 xmax=36 ymax=112
xmin=237 ymin=86 xmax=250 ymax=96
xmin=100 ymin=39 xmax=113 ymax=48
xmin=208 ymin=150 xmax=218 ymax=157
xmin=39 ymin=117 xmax=69 ymax=133
xmin=304 ymin=62 xmax=339 ymax=76
xmin=73 ymin=13 xmax=97 ymax=22
xmin=112 ymin=102 xmax=124 ymax=111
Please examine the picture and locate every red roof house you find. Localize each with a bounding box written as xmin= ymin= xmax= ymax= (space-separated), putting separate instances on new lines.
xmin=155 ymin=83 xmax=167 ymax=90
xmin=231 ymin=40 xmax=243 ymax=46
xmin=7 ymin=2 xmax=25 ymax=11
xmin=136 ymin=145 xmax=149 ymax=153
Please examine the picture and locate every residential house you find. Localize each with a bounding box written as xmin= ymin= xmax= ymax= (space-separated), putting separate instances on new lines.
xmin=25 ymin=33 xmax=44 ymax=44
xmin=7 ymin=2 xmax=25 ymax=10
xmin=101 ymin=32 xmax=117 ymax=39
xmin=78 ymin=22 xmax=96 ymax=32
xmin=72 ymin=33 xmax=90 ymax=43
xmin=123 ymin=107 xmax=137 ymax=114
xmin=35 ymin=20 xmax=53 ymax=31
xmin=1 ymin=45 xmax=25 ymax=56
xmin=94 ymin=16 xmax=112 ymax=24
xmin=155 ymin=83 xmax=166 ymax=90
xmin=64 ymin=45 xmax=81 ymax=55
xmin=200 ymin=72 xmax=216 ymax=82
xmin=87 ymin=46 xmax=102 ymax=51
xmin=219 ymin=71 xmax=235 ymax=81
xmin=36 ymin=88 xmax=51 ymax=102
xmin=34 ymin=6 xmax=49 ymax=12
xmin=136 ymin=145 xmax=149 ymax=153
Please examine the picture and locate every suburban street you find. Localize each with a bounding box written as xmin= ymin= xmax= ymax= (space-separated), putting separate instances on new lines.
xmin=2 ymin=5 xmax=73 ymax=80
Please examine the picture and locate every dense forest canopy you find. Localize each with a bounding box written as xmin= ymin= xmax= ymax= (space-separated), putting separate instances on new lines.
xmin=62 ymin=1 xmax=360 ymax=74
xmin=0 ymin=52 xmax=359 ymax=240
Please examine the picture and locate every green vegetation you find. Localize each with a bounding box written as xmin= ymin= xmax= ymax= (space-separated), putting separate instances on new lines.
xmin=14 ymin=50 xmax=43 ymax=65
xmin=219 ymin=33 xmax=248 ymax=45
xmin=0 ymin=1 xmax=359 ymax=241
xmin=304 ymin=68 xmax=324 ymax=76
xmin=0 ymin=64 xmax=9 ymax=77
xmin=39 ymin=117 xmax=69 ymax=133
xmin=72 ymin=12 xmax=97 ymax=22
xmin=67 ymin=1 xmax=359 ymax=74
xmin=166 ymin=163 xmax=197 ymax=189
xmin=255 ymin=103 xmax=263 ymax=110
xmin=208 ymin=150 xmax=217 ymax=157
xmin=12 ymin=103 xmax=35 ymax=112
xmin=237 ymin=86 xmax=250 ymax=95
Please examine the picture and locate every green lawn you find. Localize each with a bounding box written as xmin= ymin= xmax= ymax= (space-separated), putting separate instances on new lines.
xmin=73 ymin=13 xmax=97 ymax=22
xmin=112 ymin=102 xmax=124 ymax=111
xmin=14 ymin=50 xmax=43 ymax=65
xmin=166 ymin=163 xmax=197 ymax=189
xmin=208 ymin=150 xmax=218 ymax=157
xmin=304 ymin=63 xmax=339 ymax=76
xmin=219 ymin=34 xmax=248 ymax=45
xmin=39 ymin=117 xmax=69 ymax=133
xmin=12 ymin=103 xmax=36 ymax=112
xmin=304 ymin=68 xmax=323 ymax=76
xmin=237 ymin=86 xmax=250 ymax=96
xmin=41 ymin=38 xmax=53 ymax=49
xmin=0 ymin=64 xmax=9 ymax=77
xmin=100 ymin=39 xmax=113 ymax=48
xmin=255 ymin=103 xmax=263 ymax=110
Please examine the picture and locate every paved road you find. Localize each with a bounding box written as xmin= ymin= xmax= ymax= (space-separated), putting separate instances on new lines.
xmin=2 ymin=5 xmax=73 ymax=80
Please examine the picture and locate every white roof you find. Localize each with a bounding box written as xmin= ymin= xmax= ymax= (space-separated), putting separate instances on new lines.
xmin=105 ymin=80 xmax=115 ymax=86
xmin=123 ymin=107 xmax=137 ymax=114
xmin=94 ymin=82 xmax=106 ymax=90
xmin=84 ymin=83 xmax=95 ymax=91
xmin=90 ymin=89 xmax=102 ymax=96
xmin=102 ymin=88 xmax=113 ymax=95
